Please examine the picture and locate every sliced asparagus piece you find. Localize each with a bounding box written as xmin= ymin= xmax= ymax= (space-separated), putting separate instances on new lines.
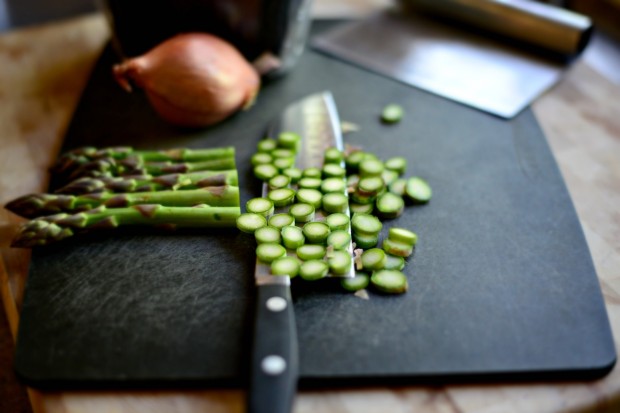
xmin=341 ymin=272 xmax=370 ymax=292
xmin=371 ymin=270 xmax=408 ymax=293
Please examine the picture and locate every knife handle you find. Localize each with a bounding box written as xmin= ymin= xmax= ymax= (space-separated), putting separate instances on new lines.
xmin=248 ymin=282 xmax=298 ymax=413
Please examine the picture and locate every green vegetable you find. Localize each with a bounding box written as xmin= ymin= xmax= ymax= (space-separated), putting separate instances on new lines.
xmin=344 ymin=151 xmax=366 ymax=172
xmin=277 ymin=132 xmax=301 ymax=151
xmin=268 ymin=213 xmax=295 ymax=229
xmin=388 ymin=178 xmax=407 ymax=196
xmin=271 ymin=148 xmax=295 ymax=159
xmin=383 ymin=254 xmax=405 ymax=271
xmin=350 ymin=191 xmax=376 ymax=205
xmin=257 ymin=139 xmax=278 ymax=153
xmin=13 ymin=205 xmax=241 ymax=247
xmin=322 ymin=193 xmax=349 ymax=213
xmin=321 ymin=177 xmax=347 ymax=194
xmin=328 ymin=250 xmax=352 ymax=275
xmin=375 ymin=192 xmax=405 ymax=219
xmin=361 ymin=248 xmax=387 ymax=271
xmin=357 ymin=176 xmax=384 ymax=196
xmin=371 ymin=270 xmax=408 ymax=293
xmin=273 ymin=157 xmax=295 ymax=171
xmin=256 ymin=243 xmax=287 ymax=263
xmin=384 ymin=157 xmax=407 ymax=175
xmin=251 ymin=152 xmax=272 ymax=166
xmin=295 ymin=189 xmax=323 ymax=208
xmin=296 ymin=244 xmax=326 ymax=261
xmin=254 ymin=226 xmax=281 ymax=244
xmin=268 ymin=174 xmax=291 ymax=189
xmin=358 ymin=159 xmax=384 ymax=177
xmin=299 ymin=259 xmax=329 ymax=281
xmin=382 ymin=238 xmax=413 ymax=257
xmin=349 ymin=203 xmax=374 ymax=215
xmin=254 ymin=164 xmax=279 ymax=181
xmin=281 ymin=225 xmax=305 ymax=249
xmin=381 ymin=169 xmax=399 ymax=186
xmin=297 ymin=177 xmax=322 ymax=190
xmin=267 ymin=188 xmax=296 ymax=207
xmin=282 ymin=168 xmax=302 ymax=184
xmin=351 ymin=213 xmax=383 ymax=236
xmin=326 ymin=230 xmax=352 ymax=250
xmin=302 ymin=221 xmax=331 ymax=244
xmin=340 ymin=272 xmax=370 ymax=292
xmin=324 ymin=147 xmax=344 ymax=164
xmin=322 ymin=164 xmax=346 ymax=179
xmin=302 ymin=167 xmax=322 ymax=178
xmin=405 ymin=177 xmax=432 ymax=203
xmin=271 ymin=256 xmax=301 ymax=278
xmin=352 ymin=232 xmax=379 ymax=249
xmin=245 ymin=197 xmax=274 ymax=217
xmin=388 ymin=227 xmax=418 ymax=246
xmin=288 ymin=203 xmax=315 ymax=223
xmin=381 ymin=104 xmax=404 ymax=124
xmin=325 ymin=213 xmax=350 ymax=231
xmin=236 ymin=212 xmax=267 ymax=234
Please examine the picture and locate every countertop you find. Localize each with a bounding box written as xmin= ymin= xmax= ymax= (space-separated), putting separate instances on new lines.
xmin=1 ymin=2 xmax=620 ymax=413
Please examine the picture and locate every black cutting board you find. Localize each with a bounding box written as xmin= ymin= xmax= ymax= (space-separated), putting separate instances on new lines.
xmin=14 ymin=22 xmax=615 ymax=388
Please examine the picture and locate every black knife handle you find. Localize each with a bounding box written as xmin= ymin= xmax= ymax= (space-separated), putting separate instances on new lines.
xmin=248 ymin=283 xmax=298 ymax=413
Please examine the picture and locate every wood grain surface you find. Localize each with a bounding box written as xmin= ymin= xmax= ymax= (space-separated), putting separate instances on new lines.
xmin=1 ymin=1 xmax=619 ymax=412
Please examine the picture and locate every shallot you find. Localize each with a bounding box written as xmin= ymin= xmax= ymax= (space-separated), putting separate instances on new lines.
xmin=113 ymin=33 xmax=260 ymax=128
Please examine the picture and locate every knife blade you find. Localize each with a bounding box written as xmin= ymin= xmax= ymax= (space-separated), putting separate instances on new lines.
xmin=247 ymin=91 xmax=352 ymax=413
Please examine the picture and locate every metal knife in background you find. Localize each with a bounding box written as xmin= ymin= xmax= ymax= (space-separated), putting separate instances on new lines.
xmin=247 ymin=91 xmax=353 ymax=413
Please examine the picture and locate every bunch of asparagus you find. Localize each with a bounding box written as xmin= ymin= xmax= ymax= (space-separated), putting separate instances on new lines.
xmin=7 ymin=146 xmax=241 ymax=247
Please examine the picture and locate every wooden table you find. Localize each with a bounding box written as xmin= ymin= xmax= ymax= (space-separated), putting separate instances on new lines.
xmin=1 ymin=2 xmax=620 ymax=412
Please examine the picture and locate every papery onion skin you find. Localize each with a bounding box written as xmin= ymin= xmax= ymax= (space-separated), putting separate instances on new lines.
xmin=113 ymin=33 xmax=260 ymax=128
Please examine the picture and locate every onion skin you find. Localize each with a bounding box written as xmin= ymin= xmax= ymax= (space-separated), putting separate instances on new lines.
xmin=113 ymin=33 xmax=260 ymax=128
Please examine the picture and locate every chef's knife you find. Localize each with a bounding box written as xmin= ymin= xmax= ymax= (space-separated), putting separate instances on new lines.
xmin=247 ymin=91 xmax=351 ymax=413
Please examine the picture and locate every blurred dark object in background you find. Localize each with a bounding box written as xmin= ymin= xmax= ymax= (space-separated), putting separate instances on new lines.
xmin=569 ymin=0 xmax=620 ymax=43
xmin=0 ymin=0 xmax=95 ymax=31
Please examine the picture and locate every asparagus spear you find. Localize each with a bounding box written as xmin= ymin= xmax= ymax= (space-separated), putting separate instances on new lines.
xmin=6 ymin=186 xmax=240 ymax=218
xmin=11 ymin=204 xmax=240 ymax=248
xmin=53 ymin=146 xmax=235 ymax=174
xmin=56 ymin=170 xmax=239 ymax=194
xmin=67 ymin=156 xmax=236 ymax=181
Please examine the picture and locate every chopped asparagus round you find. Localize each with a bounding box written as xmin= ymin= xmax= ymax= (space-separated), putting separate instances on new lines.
xmin=254 ymin=164 xmax=279 ymax=181
xmin=251 ymin=153 xmax=273 ymax=166
xmin=361 ymin=248 xmax=387 ymax=271
xmin=281 ymin=225 xmax=305 ymax=249
xmin=351 ymin=213 xmax=383 ymax=236
xmin=257 ymin=139 xmax=278 ymax=153
xmin=327 ymin=230 xmax=352 ymax=250
xmin=328 ymin=250 xmax=352 ymax=275
xmin=296 ymin=244 xmax=326 ymax=261
xmin=283 ymin=168 xmax=303 ymax=184
xmin=376 ymin=192 xmax=405 ymax=219
xmin=322 ymin=164 xmax=346 ymax=178
xmin=245 ymin=197 xmax=274 ymax=217
xmin=256 ymin=243 xmax=287 ymax=263
xmin=268 ymin=213 xmax=295 ymax=229
xmin=321 ymin=177 xmax=347 ymax=194
xmin=340 ymin=272 xmax=370 ymax=292
xmin=277 ymin=132 xmax=301 ymax=151
xmin=273 ymin=157 xmax=295 ymax=171
xmin=350 ymin=191 xmax=375 ymax=205
xmin=349 ymin=202 xmax=374 ymax=215
xmin=359 ymin=158 xmax=384 ymax=177
xmin=298 ymin=177 xmax=322 ymax=190
xmin=254 ymin=226 xmax=281 ymax=244
xmin=271 ymin=148 xmax=295 ymax=159
xmin=383 ymin=254 xmax=405 ymax=271
xmin=345 ymin=151 xmax=366 ymax=172
xmin=405 ymin=177 xmax=432 ymax=203
xmin=268 ymin=174 xmax=291 ymax=189
xmin=384 ymin=157 xmax=407 ymax=175
xmin=347 ymin=174 xmax=360 ymax=189
xmin=357 ymin=176 xmax=384 ymax=196
xmin=325 ymin=213 xmax=350 ymax=231
xmin=389 ymin=178 xmax=407 ymax=196
xmin=302 ymin=167 xmax=322 ymax=178
xmin=381 ymin=169 xmax=399 ymax=186
xmin=388 ymin=227 xmax=418 ymax=246
xmin=381 ymin=104 xmax=404 ymax=124
xmin=382 ymin=238 xmax=413 ymax=257
xmin=296 ymin=189 xmax=323 ymax=208
xmin=353 ymin=232 xmax=379 ymax=249
xmin=324 ymin=147 xmax=344 ymax=164
xmin=299 ymin=259 xmax=329 ymax=281
xmin=288 ymin=203 xmax=315 ymax=223
xmin=371 ymin=270 xmax=408 ymax=293
xmin=236 ymin=213 xmax=267 ymax=234
xmin=271 ymin=256 xmax=300 ymax=278
xmin=302 ymin=221 xmax=331 ymax=244
xmin=322 ymin=193 xmax=349 ymax=213
xmin=268 ymin=188 xmax=296 ymax=207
